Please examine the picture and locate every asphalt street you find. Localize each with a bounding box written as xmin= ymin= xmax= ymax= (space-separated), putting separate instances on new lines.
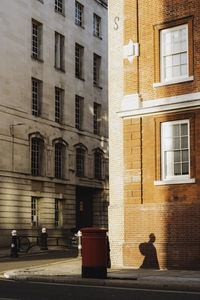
xmin=0 ymin=279 xmax=200 ymax=300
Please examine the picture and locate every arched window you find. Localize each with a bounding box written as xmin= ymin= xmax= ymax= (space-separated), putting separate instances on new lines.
xmin=31 ymin=137 xmax=44 ymax=176
xmin=76 ymin=147 xmax=85 ymax=177
xmin=94 ymin=151 xmax=102 ymax=179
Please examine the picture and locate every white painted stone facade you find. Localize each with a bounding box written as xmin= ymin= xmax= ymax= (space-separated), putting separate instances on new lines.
xmin=0 ymin=0 xmax=108 ymax=246
xmin=108 ymin=0 xmax=125 ymax=267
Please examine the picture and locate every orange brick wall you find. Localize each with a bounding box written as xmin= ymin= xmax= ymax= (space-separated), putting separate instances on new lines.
xmin=123 ymin=111 xmax=200 ymax=269
xmin=122 ymin=0 xmax=200 ymax=269
xmin=124 ymin=0 xmax=200 ymax=99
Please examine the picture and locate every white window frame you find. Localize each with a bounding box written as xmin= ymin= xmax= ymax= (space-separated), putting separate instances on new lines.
xmin=55 ymin=32 xmax=65 ymax=71
xmin=75 ymin=1 xmax=84 ymax=27
xmin=93 ymin=14 xmax=101 ymax=38
xmin=32 ymin=78 xmax=42 ymax=116
xmin=75 ymin=43 xmax=84 ymax=78
xmin=75 ymin=95 xmax=84 ymax=130
xmin=161 ymin=119 xmax=191 ymax=182
xmin=93 ymin=54 xmax=101 ymax=86
xmin=55 ymin=87 xmax=64 ymax=123
xmin=93 ymin=102 xmax=101 ymax=135
xmin=160 ymin=24 xmax=189 ymax=84
xmin=31 ymin=197 xmax=39 ymax=227
xmin=55 ymin=0 xmax=64 ymax=14
xmin=32 ymin=20 xmax=42 ymax=60
xmin=55 ymin=198 xmax=63 ymax=228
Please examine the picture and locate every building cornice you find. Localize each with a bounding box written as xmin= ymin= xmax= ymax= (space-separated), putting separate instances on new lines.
xmin=94 ymin=0 xmax=107 ymax=8
xmin=117 ymin=92 xmax=200 ymax=119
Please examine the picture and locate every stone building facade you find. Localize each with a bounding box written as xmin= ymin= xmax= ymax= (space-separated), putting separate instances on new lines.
xmin=0 ymin=0 xmax=108 ymax=246
xmin=109 ymin=0 xmax=200 ymax=269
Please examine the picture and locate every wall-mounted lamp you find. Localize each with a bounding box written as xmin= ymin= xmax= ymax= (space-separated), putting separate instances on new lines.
xmin=10 ymin=122 xmax=24 ymax=136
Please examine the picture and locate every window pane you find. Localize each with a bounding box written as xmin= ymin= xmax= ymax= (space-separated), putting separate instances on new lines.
xmin=164 ymin=137 xmax=173 ymax=150
xmin=172 ymin=42 xmax=180 ymax=53
xmin=165 ymin=56 xmax=172 ymax=67
xmin=165 ymin=66 xmax=172 ymax=79
xmin=180 ymin=28 xmax=186 ymax=40
xmin=162 ymin=120 xmax=190 ymax=179
xmin=181 ymin=53 xmax=187 ymax=64
xmin=182 ymin=149 xmax=188 ymax=161
xmin=174 ymin=150 xmax=181 ymax=162
xmin=165 ymin=32 xmax=171 ymax=44
xmin=165 ymin=43 xmax=172 ymax=55
xmin=182 ymin=162 xmax=189 ymax=174
xmin=161 ymin=24 xmax=188 ymax=81
xmin=173 ymin=124 xmax=180 ymax=136
xmin=180 ymin=64 xmax=187 ymax=76
xmin=181 ymin=41 xmax=187 ymax=51
xmin=181 ymin=137 xmax=188 ymax=148
xmin=164 ymin=124 xmax=173 ymax=137
xmin=166 ymin=151 xmax=174 ymax=177
xmin=181 ymin=123 xmax=188 ymax=134
xmin=172 ymin=54 xmax=180 ymax=66
xmin=172 ymin=65 xmax=180 ymax=77
xmin=174 ymin=163 xmax=181 ymax=175
xmin=173 ymin=137 xmax=180 ymax=149
xmin=172 ymin=30 xmax=179 ymax=42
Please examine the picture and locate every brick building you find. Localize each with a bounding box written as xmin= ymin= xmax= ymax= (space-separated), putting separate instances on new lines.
xmin=0 ymin=0 xmax=108 ymax=247
xmin=109 ymin=0 xmax=200 ymax=269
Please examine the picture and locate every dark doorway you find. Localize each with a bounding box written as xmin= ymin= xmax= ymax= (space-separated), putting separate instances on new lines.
xmin=76 ymin=187 xmax=93 ymax=230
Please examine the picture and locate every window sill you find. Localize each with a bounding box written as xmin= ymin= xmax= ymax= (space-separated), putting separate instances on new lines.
xmin=54 ymin=66 xmax=65 ymax=73
xmin=153 ymin=76 xmax=194 ymax=87
xmin=93 ymin=34 xmax=102 ymax=40
xmin=31 ymin=56 xmax=44 ymax=63
xmin=154 ymin=178 xmax=195 ymax=185
xmin=75 ymin=75 xmax=85 ymax=81
xmin=93 ymin=84 xmax=102 ymax=89
xmin=75 ymin=23 xmax=84 ymax=29
xmin=54 ymin=9 xmax=65 ymax=17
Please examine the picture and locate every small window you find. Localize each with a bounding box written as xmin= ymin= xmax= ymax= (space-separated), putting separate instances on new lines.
xmin=32 ymin=78 xmax=42 ymax=117
xmin=160 ymin=24 xmax=188 ymax=83
xmin=75 ymin=43 xmax=84 ymax=78
xmin=55 ymin=198 xmax=63 ymax=227
xmin=31 ymin=137 xmax=43 ymax=176
xmin=55 ymin=0 xmax=64 ymax=14
xmin=93 ymin=102 xmax=101 ymax=135
xmin=75 ymin=95 xmax=84 ymax=130
xmin=154 ymin=17 xmax=193 ymax=87
xmin=55 ymin=32 xmax=65 ymax=71
xmin=161 ymin=120 xmax=190 ymax=180
xmin=94 ymin=151 xmax=102 ymax=179
xmin=32 ymin=20 xmax=42 ymax=60
xmin=93 ymin=14 xmax=101 ymax=38
xmin=55 ymin=87 xmax=64 ymax=123
xmin=93 ymin=54 xmax=101 ymax=86
xmin=75 ymin=1 xmax=84 ymax=27
xmin=31 ymin=197 xmax=39 ymax=227
xmin=76 ymin=148 xmax=85 ymax=177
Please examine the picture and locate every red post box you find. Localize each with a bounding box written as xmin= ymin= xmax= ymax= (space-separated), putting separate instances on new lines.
xmin=81 ymin=227 xmax=108 ymax=279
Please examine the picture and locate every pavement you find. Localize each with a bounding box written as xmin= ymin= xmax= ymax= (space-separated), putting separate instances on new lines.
xmin=0 ymin=247 xmax=200 ymax=293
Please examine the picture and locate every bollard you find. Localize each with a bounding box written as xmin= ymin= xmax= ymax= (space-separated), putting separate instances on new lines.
xmin=10 ymin=230 xmax=19 ymax=258
xmin=40 ymin=227 xmax=48 ymax=250
xmin=77 ymin=230 xmax=82 ymax=257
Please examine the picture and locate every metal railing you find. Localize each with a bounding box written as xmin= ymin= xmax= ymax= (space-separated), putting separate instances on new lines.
xmin=18 ymin=235 xmax=69 ymax=253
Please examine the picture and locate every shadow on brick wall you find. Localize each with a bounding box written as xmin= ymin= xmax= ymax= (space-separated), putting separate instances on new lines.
xmin=139 ymin=233 xmax=160 ymax=269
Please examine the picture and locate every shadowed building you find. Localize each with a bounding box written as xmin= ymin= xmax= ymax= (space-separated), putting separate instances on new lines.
xmin=0 ymin=0 xmax=108 ymax=246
